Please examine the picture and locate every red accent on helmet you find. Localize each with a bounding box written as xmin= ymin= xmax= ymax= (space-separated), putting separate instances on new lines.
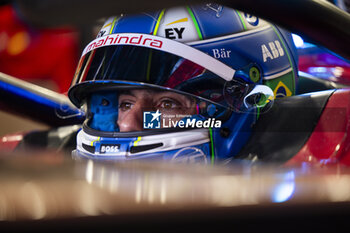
xmin=164 ymin=60 xmax=204 ymax=88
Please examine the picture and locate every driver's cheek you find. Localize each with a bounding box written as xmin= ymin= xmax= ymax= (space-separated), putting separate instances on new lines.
xmin=117 ymin=103 xmax=144 ymax=132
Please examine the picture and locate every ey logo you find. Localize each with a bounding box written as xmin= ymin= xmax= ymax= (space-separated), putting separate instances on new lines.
xmin=261 ymin=40 xmax=285 ymax=62
xmin=143 ymin=110 xmax=161 ymax=129
xmin=165 ymin=28 xmax=185 ymax=39
xmin=164 ymin=18 xmax=188 ymax=40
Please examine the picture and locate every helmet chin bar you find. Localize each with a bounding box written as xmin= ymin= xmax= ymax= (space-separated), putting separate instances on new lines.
xmin=74 ymin=127 xmax=211 ymax=161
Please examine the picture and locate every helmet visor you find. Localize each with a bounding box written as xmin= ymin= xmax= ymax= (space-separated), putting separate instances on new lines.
xmin=70 ymin=44 xmax=234 ymax=109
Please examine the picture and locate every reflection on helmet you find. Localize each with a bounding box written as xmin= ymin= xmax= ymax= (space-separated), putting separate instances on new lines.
xmin=68 ymin=4 xmax=298 ymax=163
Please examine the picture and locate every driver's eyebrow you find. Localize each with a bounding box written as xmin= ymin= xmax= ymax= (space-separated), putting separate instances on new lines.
xmin=118 ymin=90 xmax=134 ymax=97
xmin=153 ymin=91 xmax=197 ymax=106
xmin=119 ymin=89 xmax=158 ymax=97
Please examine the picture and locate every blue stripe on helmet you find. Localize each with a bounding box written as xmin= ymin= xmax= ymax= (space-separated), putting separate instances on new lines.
xmin=112 ymin=11 xmax=162 ymax=34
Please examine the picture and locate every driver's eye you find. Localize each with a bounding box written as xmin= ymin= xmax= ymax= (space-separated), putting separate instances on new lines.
xmin=119 ymin=102 xmax=133 ymax=111
xmin=158 ymin=99 xmax=179 ymax=110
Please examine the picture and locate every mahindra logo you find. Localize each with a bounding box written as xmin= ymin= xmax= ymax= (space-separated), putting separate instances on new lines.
xmin=84 ymin=34 xmax=163 ymax=55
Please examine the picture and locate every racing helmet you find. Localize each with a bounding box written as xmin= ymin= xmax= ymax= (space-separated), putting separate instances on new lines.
xmin=68 ymin=4 xmax=298 ymax=163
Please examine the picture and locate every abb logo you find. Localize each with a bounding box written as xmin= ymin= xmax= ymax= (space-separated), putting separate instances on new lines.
xmin=261 ymin=40 xmax=285 ymax=62
xmin=84 ymin=34 xmax=163 ymax=55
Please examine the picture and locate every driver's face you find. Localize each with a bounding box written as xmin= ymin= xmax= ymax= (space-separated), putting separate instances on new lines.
xmin=117 ymin=89 xmax=197 ymax=132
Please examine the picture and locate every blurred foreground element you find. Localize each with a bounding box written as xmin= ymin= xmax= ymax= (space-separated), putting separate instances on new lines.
xmin=0 ymin=110 xmax=48 ymax=137
xmin=0 ymin=4 xmax=79 ymax=93
xmin=1 ymin=152 xmax=350 ymax=232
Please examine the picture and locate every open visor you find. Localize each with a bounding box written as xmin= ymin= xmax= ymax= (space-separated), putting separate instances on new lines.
xmin=69 ymin=33 xmax=273 ymax=116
